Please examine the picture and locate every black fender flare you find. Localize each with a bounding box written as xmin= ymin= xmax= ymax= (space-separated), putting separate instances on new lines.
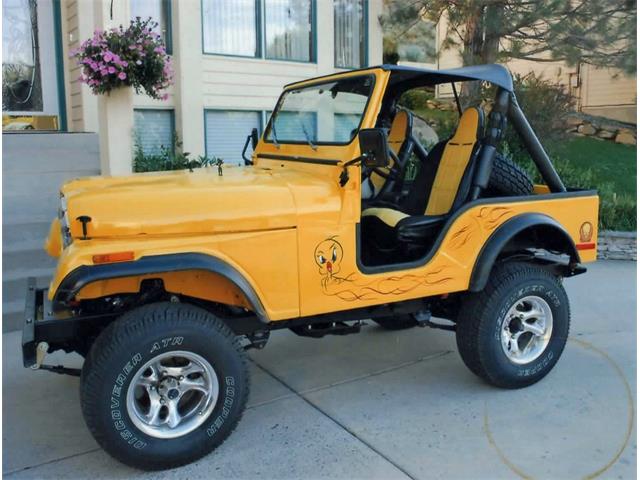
xmin=52 ymin=253 xmax=268 ymax=322
xmin=468 ymin=213 xmax=580 ymax=292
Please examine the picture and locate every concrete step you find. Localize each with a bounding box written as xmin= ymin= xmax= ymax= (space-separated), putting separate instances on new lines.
xmin=3 ymin=299 xmax=26 ymax=333
xmin=3 ymin=221 xmax=51 ymax=250
xmin=3 ymin=247 xmax=57 ymax=274
xmin=3 ymin=273 xmax=51 ymax=306
xmin=3 ymin=268 xmax=52 ymax=333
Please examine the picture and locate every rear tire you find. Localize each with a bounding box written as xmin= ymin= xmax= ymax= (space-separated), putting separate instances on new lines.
xmin=80 ymin=302 xmax=249 ymax=471
xmin=374 ymin=314 xmax=418 ymax=330
xmin=456 ymin=262 xmax=570 ymax=388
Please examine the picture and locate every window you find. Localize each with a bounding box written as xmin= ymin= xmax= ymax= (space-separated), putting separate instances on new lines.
xmin=265 ymin=0 xmax=313 ymax=62
xmin=131 ymin=0 xmax=172 ymax=54
xmin=201 ymin=0 xmax=315 ymax=62
xmin=202 ymin=0 xmax=258 ymax=57
xmin=205 ymin=110 xmax=262 ymax=166
xmin=266 ymin=74 xmax=374 ymax=145
xmin=334 ymin=0 xmax=366 ymax=69
xmin=134 ymin=109 xmax=174 ymax=155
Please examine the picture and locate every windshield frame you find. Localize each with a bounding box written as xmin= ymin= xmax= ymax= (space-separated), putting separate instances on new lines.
xmin=263 ymin=73 xmax=376 ymax=147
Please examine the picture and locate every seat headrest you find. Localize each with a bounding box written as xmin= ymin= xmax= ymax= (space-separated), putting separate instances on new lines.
xmin=388 ymin=109 xmax=411 ymax=143
xmin=449 ymin=107 xmax=484 ymax=144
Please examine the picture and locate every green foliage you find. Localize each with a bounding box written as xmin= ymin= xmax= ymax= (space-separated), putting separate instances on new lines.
xmin=380 ymin=0 xmax=636 ymax=73
xmin=549 ymin=136 xmax=636 ymax=196
xmin=133 ymin=133 xmax=219 ymax=173
xmin=398 ymin=88 xmax=433 ymax=110
xmin=494 ymin=72 xmax=574 ymax=164
xmin=517 ymin=156 xmax=636 ymax=232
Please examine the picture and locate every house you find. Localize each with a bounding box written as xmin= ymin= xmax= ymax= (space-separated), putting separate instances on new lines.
xmin=394 ymin=18 xmax=637 ymax=125
xmin=2 ymin=0 xmax=384 ymax=173
xmin=1 ymin=0 xmax=383 ymax=331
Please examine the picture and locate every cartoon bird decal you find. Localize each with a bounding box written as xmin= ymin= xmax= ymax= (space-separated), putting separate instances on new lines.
xmin=313 ymin=235 xmax=453 ymax=301
xmin=314 ymin=236 xmax=344 ymax=287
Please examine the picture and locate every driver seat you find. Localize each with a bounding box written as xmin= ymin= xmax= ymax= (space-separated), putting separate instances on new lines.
xmin=361 ymin=107 xmax=485 ymax=252
xmin=365 ymin=109 xmax=413 ymax=198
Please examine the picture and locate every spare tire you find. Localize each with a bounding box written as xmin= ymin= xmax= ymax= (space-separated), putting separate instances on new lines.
xmin=486 ymin=154 xmax=533 ymax=197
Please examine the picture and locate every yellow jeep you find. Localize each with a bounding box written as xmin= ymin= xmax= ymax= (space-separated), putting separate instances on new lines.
xmin=22 ymin=64 xmax=598 ymax=470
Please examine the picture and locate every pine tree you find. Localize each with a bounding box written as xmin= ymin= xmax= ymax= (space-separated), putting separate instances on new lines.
xmin=381 ymin=0 xmax=636 ymax=101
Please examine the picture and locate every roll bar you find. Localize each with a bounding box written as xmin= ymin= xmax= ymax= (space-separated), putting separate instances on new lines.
xmin=507 ymin=93 xmax=566 ymax=192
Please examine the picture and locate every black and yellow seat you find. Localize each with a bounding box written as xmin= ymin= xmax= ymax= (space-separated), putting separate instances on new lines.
xmin=363 ymin=109 xmax=413 ymax=199
xmin=361 ymin=107 xmax=485 ymax=258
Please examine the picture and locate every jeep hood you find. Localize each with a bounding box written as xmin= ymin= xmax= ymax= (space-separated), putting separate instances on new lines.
xmin=61 ymin=166 xmax=337 ymax=239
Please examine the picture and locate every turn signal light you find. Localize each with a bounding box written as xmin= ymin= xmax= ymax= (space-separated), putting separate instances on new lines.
xmin=92 ymin=251 xmax=135 ymax=264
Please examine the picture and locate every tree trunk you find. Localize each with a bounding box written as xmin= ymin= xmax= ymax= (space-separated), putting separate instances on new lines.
xmin=459 ymin=4 xmax=485 ymax=108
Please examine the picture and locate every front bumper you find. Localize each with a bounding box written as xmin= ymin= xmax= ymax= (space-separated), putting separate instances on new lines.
xmin=21 ymin=277 xmax=117 ymax=373
xmin=22 ymin=278 xmax=42 ymax=368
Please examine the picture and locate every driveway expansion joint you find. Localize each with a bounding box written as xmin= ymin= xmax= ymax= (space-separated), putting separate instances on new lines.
xmin=251 ymin=359 xmax=422 ymax=480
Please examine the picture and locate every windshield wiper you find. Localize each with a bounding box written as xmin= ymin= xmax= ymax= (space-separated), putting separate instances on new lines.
xmin=301 ymin=122 xmax=317 ymax=151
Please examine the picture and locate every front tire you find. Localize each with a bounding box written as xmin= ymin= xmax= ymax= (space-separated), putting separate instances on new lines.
xmin=80 ymin=302 xmax=249 ymax=471
xmin=456 ymin=262 xmax=570 ymax=388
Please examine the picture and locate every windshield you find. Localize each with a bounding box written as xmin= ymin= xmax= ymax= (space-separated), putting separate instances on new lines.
xmin=265 ymin=74 xmax=374 ymax=146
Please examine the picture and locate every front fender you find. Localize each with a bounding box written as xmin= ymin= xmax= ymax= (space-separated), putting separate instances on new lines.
xmin=52 ymin=253 xmax=269 ymax=322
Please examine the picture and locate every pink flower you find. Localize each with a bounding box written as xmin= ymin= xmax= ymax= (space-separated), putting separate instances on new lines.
xmin=100 ymin=69 xmax=108 ymax=76
xmin=118 ymin=72 xmax=127 ymax=80
xmin=108 ymin=66 xmax=116 ymax=74
xmin=103 ymin=52 xmax=113 ymax=62
xmin=160 ymin=93 xmax=169 ymax=101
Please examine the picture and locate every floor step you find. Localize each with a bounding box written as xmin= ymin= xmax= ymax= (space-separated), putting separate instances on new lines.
xmin=3 ymin=299 xmax=27 ymax=333
xmin=2 ymin=221 xmax=51 ymax=250
xmin=3 ymin=248 xmax=57 ymax=274
xmin=3 ymin=274 xmax=51 ymax=308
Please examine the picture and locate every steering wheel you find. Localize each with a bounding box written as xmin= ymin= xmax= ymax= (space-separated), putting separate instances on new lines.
xmin=361 ymin=147 xmax=403 ymax=184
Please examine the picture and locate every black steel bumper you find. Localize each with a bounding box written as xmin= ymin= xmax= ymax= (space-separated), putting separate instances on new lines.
xmin=22 ymin=278 xmax=42 ymax=368
xmin=22 ymin=278 xmax=118 ymax=372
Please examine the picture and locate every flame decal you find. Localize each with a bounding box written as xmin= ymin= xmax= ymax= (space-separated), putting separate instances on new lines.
xmin=476 ymin=206 xmax=514 ymax=231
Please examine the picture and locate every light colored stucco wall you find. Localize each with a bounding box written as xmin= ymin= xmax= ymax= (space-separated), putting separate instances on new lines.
xmin=61 ymin=0 xmax=383 ymax=171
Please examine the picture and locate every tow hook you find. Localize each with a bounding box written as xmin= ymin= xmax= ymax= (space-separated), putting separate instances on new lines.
xmin=31 ymin=341 xmax=82 ymax=376
xmin=31 ymin=342 xmax=49 ymax=370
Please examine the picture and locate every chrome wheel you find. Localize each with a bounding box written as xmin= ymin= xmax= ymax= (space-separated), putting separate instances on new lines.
xmin=126 ymin=351 xmax=219 ymax=439
xmin=500 ymin=295 xmax=553 ymax=365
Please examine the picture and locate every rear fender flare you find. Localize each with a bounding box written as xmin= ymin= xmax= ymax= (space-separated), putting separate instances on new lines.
xmin=52 ymin=253 xmax=268 ymax=322
xmin=468 ymin=213 xmax=580 ymax=292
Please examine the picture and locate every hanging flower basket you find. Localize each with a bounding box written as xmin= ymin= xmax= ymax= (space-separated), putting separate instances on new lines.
xmin=71 ymin=18 xmax=173 ymax=100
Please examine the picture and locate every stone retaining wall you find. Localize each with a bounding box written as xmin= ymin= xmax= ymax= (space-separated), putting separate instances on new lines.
xmin=598 ymin=231 xmax=637 ymax=260
xmin=566 ymin=114 xmax=636 ymax=145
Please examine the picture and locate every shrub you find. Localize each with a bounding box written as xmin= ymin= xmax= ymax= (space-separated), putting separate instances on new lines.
xmin=398 ymin=88 xmax=433 ymax=110
xmin=72 ymin=18 xmax=173 ymax=100
xmin=133 ymin=133 xmax=218 ymax=172
xmin=490 ymin=72 xmax=574 ymax=164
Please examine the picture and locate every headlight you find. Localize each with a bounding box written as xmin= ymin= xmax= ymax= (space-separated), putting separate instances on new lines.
xmin=58 ymin=194 xmax=72 ymax=247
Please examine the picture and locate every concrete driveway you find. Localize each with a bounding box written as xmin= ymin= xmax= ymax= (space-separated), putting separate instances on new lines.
xmin=3 ymin=260 xmax=636 ymax=479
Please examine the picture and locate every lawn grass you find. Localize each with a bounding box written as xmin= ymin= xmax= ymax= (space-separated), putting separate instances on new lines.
xmin=548 ymin=136 xmax=636 ymax=196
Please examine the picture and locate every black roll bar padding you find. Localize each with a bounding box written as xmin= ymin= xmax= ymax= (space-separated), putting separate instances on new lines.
xmin=470 ymin=88 xmax=510 ymax=200
xmin=507 ymin=93 xmax=566 ymax=193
